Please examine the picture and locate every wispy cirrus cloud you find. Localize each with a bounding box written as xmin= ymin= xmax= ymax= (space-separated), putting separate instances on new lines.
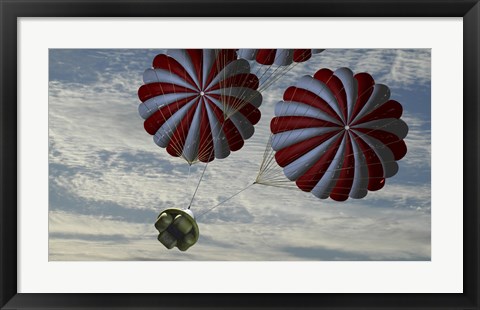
xmin=301 ymin=49 xmax=431 ymax=89
xmin=400 ymin=113 xmax=431 ymax=170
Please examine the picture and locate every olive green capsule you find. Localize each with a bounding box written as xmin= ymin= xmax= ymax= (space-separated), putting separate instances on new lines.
xmin=173 ymin=215 xmax=193 ymax=235
xmin=158 ymin=230 xmax=177 ymax=249
xmin=183 ymin=232 xmax=196 ymax=246
xmin=154 ymin=208 xmax=199 ymax=251
xmin=155 ymin=212 xmax=173 ymax=232
xmin=176 ymin=240 xmax=190 ymax=252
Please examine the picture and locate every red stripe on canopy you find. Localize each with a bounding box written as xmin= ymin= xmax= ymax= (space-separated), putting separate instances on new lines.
xmin=330 ymin=134 xmax=355 ymax=201
xmin=197 ymin=100 xmax=215 ymax=162
xmin=293 ymin=49 xmax=312 ymax=63
xmin=350 ymin=131 xmax=385 ymax=191
xmin=138 ymin=83 xmax=196 ymax=102
xmin=186 ymin=49 xmax=203 ymax=89
xmin=152 ymin=54 xmax=198 ymax=91
xmin=349 ymin=73 xmax=375 ymax=123
xmin=354 ymin=128 xmax=407 ymax=160
xmin=314 ymin=69 xmax=348 ymax=123
xmin=295 ymin=134 xmax=344 ymax=192
xmin=143 ymin=96 xmax=197 ymax=135
xmin=204 ymin=97 xmax=244 ymax=152
xmin=166 ymin=100 xmax=200 ymax=158
xmin=274 ymin=130 xmax=341 ymax=167
xmin=351 ymin=100 xmax=403 ymax=126
xmin=283 ymin=87 xmax=342 ymax=123
xmin=270 ymin=116 xmax=339 ymax=134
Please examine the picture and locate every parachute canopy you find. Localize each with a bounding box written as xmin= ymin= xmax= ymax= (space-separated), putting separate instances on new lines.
xmin=236 ymin=49 xmax=325 ymax=93
xmin=138 ymin=49 xmax=263 ymax=164
xmin=238 ymin=49 xmax=325 ymax=66
xmin=256 ymin=67 xmax=408 ymax=201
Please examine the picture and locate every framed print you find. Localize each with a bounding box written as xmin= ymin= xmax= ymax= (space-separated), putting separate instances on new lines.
xmin=1 ymin=0 xmax=479 ymax=309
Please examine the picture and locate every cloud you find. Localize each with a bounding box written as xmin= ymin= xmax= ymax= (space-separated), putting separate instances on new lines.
xmin=302 ymin=49 xmax=431 ymax=90
xmin=400 ymin=113 xmax=431 ymax=169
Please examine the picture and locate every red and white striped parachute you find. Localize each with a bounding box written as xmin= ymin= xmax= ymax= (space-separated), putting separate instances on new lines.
xmin=257 ymin=67 xmax=408 ymax=201
xmin=238 ymin=49 xmax=325 ymax=66
xmin=237 ymin=49 xmax=325 ymax=92
xmin=138 ymin=49 xmax=262 ymax=164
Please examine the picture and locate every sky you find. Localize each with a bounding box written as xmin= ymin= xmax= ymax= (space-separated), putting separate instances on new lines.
xmin=48 ymin=49 xmax=431 ymax=261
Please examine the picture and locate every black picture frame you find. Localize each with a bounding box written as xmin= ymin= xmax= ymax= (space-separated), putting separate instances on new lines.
xmin=1 ymin=0 xmax=479 ymax=309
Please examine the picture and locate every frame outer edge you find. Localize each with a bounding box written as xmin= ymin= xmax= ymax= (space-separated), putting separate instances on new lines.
xmin=464 ymin=2 xmax=480 ymax=309
xmin=1 ymin=0 xmax=479 ymax=310
xmin=0 ymin=0 xmax=18 ymax=309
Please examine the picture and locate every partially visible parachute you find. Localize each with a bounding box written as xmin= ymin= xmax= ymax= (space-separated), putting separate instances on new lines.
xmin=237 ymin=49 xmax=325 ymax=92
xmin=238 ymin=49 xmax=325 ymax=66
xmin=138 ymin=49 xmax=263 ymax=165
xmin=256 ymin=67 xmax=408 ymax=201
